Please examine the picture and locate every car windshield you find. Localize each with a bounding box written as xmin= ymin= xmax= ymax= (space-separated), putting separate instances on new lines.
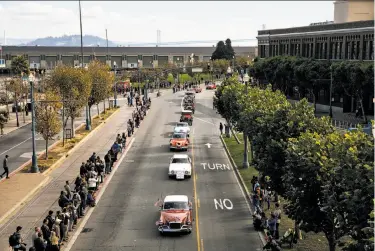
xmin=171 ymin=157 xmax=189 ymax=163
xmin=173 ymin=134 xmax=186 ymax=139
xmin=164 ymin=201 xmax=189 ymax=210
xmin=176 ymin=123 xmax=187 ymax=127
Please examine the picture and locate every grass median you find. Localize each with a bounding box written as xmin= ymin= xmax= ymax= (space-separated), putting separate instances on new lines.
xmin=21 ymin=107 xmax=119 ymax=173
xmin=223 ymin=133 xmax=329 ymax=251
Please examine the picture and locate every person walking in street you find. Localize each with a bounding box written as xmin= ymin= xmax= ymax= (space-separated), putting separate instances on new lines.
xmin=1 ymin=154 xmax=9 ymax=179
xmin=219 ymin=123 xmax=223 ymax=135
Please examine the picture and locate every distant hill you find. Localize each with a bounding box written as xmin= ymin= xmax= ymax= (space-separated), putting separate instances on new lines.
xmin=0 ymin=38 xmax=34 ymax=45
xmin=20 ymin=35 xmax=118 ymax=47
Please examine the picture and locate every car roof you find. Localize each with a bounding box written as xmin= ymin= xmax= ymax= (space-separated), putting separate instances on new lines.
xmin=172 ymin=154 xmax=189 ymax=159
xmin=164 ymin=195 xmax=188 ymax=203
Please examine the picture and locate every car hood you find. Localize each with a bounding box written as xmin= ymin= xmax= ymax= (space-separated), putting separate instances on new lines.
xmin=169 ymin=163 xmax=191 ymax=171
xmin=160 ymin=210 xmax=190 ymax=223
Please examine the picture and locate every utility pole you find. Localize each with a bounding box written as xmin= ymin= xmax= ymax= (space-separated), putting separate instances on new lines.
xmin=243 ymin=81 xmax=249 ymax=169
xmin=79 ymin=0 xmax=91 ymax=130
xmin=30 ymin=79 xmax=39 ymax=173
xmin=329 ymin=65 xmax=333 ymax=118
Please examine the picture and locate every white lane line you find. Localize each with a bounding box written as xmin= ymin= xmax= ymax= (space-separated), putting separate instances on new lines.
xmin=195 ymin=117 xmax=215 ymax=125
xmin=64 ymin=137 xmax=136 ymax=251
xmin=0 ymin=137 xmax=32 ymax=156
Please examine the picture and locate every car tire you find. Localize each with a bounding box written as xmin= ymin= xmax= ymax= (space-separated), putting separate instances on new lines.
xmin=168 ymin=175 xmax=174 ymax=179
xmin=186 ymin=175 xmax=191 ymax=179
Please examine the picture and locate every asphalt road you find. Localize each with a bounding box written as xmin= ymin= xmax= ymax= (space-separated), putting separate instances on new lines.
xmin=68 ymin=88 xmax=263 ymax=251
xmin=0 ymin=98 xmax=126 ymax=175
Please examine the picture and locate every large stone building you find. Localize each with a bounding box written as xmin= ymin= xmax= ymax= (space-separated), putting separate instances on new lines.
xmin=0 ymin=46 xmax=257 ymax=72
xmin=257 ymin=19 xmax=374 ymax=60
xmin=256 ymin=1 xmax=374 ymax=117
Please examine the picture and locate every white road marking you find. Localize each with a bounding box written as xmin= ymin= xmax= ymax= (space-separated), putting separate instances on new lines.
xmin=205 ymin=143 xmax=212 ymax=148
xmin=0 ymin=137 xmax=32 ymax=156
xmin=20 ymin=152 xmax=33 ymax=158
xmin=214 ymin=198 xmax=233 ymax=210
xmin=64 ymin=137 xmax=136 ymax=251
xmin=194 ymin=117 xmax=215 ymax=125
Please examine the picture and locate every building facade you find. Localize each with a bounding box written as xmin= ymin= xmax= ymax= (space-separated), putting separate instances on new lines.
xmin=256 ymin=20 xmax=374 ymax=116
xmin=257 ymin=20 xmax=374 ymax=61
xmin=0 ymin=46 xmax=257 ymax=72
xmin=334 ymin=0 xmax=374 ymax=24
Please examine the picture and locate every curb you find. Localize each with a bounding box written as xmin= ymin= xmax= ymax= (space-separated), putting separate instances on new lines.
xmin=0 ymin=121 xmax=32 ymax=138
xmin=220 ymin=135 xmax=266 ymax=246
xmin=0 ymin=175 xmax=51 ymax=224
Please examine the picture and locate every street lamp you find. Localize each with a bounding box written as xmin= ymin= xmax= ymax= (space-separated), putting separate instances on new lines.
xmin=113 ymin=61 xmax=117 ymax=107
xmin=29 ymin=74 xmax=39 ymax=173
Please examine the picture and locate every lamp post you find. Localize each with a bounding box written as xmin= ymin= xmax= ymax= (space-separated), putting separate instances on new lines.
xmin=329 ymin=65 xmax=333 ymax=118
xmin=113 ymin=62 xmax=117 ymax=107
xmin=79 ymin=0 xmax=90 ymax=131
xmin=243 ymin=76 xmax=250 ymax=169
xmin=30 ymin=75 xmax=39 ymax=173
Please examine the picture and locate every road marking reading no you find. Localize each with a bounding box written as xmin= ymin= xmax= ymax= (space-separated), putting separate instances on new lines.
xmin=214 ymin=199 xmax=233 ymax=210
xmin=201 ymin=163 xmax=231 ymax=170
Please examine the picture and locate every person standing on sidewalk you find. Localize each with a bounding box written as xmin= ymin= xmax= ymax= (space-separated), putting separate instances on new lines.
xmin=9 ymin=226 xmax=26 ymax=251
xmin=219 ymin=123 xmax=223 ymax=135
xmin=1 ymin=154 xmax=9 ymax=179
xmin=64 ymin=181 xmax=72 ymax=200
xmin=31 ymin=227 xmax=41 ymax=248
xmin=104 ymin=151 xmax=111 ymax=174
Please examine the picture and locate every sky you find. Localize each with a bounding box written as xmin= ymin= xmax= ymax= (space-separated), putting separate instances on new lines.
xmin=0 ymin=1 xmax=334 ymax=46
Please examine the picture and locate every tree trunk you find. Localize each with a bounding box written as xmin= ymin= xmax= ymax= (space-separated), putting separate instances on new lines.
xmin=15 ymin=94 xmax=19 ymax=127
xmin=89 ymin=106 xmax=92 ymax=125
xmin=107 ymin=98 xmax=111 ymax=109
xmin=103 ymin=100 xmax=106 ymax=114
xmin=358 ymin=97 xmax=368 ymax=124
xmin=22 ymin=100 xmax=25 ymax=123
xmin=326 ymin=233 xmax=336 ymax=251
xmin=45 ymin=138 xmax=49 ymax=160
xmin=71 ymin=117 xmax=75 ymax=138
xmin=97 ymin=104 xmax=100 ymax=118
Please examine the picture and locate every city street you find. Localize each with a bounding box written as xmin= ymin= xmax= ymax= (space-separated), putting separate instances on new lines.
xmin=67 ymin=88 xmax=263 ymax=251
xmin=0 ymin=98 xmax=126 ymax=175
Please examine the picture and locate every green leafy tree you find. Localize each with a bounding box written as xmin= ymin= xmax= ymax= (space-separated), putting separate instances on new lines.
xmin=211 ymin=41 xmax=228 ymax=60
xmin=11 ymin=55 xmax=30 ymax=76
xmin=87 ymin=60 xmax=114 ymax=117
xmin=283 ymin=130 xmax=374 ymax=251
xmin=225 ymin=38 xmax=235 ymax=60
xmin=6 ymin=78 xmax=28 ymax=127
xmin=35 ymin=90 xmax=62 ymax=159
xmin=48 ymin=66 xmax=91 ymax=137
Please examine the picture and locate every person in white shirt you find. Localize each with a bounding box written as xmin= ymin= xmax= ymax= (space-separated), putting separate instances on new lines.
xmin=31 ymin=227 xmax=40 ymax=247
xmin=88 ymin=176 xmax=98 ymax=191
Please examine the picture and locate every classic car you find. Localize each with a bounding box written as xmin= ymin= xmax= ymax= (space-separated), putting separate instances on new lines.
xmin=192 ymin=85 xmax=202 ymax=93
xmin=174 ymin=122 xmax=191 ymax=135
xmin=180 ymin=110 xmax=193 ymax=125
xmin=156 ymin=195 xmax=193 ymax=234
xmin=170 ymin=132 xmax=190 ymax=151
xmin=206 ymin=83 xmax=216 ymax=90
xmin=168 ymin=154 xmax=192 ymax=179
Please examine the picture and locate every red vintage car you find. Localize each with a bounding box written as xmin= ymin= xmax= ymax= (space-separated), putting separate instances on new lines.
xmin=192 ymin=85 xmax=202 ymax=93
xmin=206 ymin=83 xmax=216 ymax=90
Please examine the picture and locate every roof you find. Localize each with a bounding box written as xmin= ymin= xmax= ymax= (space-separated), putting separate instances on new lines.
xmin=172 ymin=154 xmax=189 ymax=159
xmin=164 ymin=195 xmax=189 ymax=203
xmin=2 ymin=45 xmax=256 ymax=56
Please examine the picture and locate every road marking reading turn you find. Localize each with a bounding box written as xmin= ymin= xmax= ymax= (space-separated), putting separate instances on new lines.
xmin=200 ymin=163 xmax=231 ymax=170
xmin=214 ymin=199 xmax=233 ymax=210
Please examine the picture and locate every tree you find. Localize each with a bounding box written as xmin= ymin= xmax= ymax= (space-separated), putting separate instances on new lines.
xmin=225 ymin=38 xmax=235 ymax=60
xmin=283 ymin=130 xmax=374 ymax=251
xmin=294 ymin=59 xmax=330 ymax=112
xmin=48 ymin=66 xmax=91 ymax=138
xmin=11 ymin=55 xmax=30 ymax=76
xmin=212 ymin=59 xmax=229 ymax=75
xmin=6 ymin=78 xmax=28 ymax=127
xmin=87 ymin=60 xmax=114 ymax=118
xmin=35 ymin=91 xmax=62 ymax=159
xmin=212 ymin=41 xmax=228 ymax=60
xmin=332 ymin=61 xmax=372 ymax=123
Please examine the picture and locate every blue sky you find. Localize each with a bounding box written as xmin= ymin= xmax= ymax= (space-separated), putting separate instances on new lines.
xmin=0 ymin=1 xmax=334 ymax=46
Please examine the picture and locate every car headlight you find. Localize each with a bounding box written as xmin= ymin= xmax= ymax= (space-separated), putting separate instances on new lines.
xmin=185 ymin=171 xmax=189 ymax=174
xmin=170 ymin=170 xmax=174 ymax=174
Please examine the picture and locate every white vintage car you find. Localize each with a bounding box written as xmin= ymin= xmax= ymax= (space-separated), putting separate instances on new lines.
xmin=156 ymin=195 xmax=193 ymax=234
xmin=168 ymin=154 xmax=192 ymax=179
xmin=173 ymin=122 xmax=191 ymax=135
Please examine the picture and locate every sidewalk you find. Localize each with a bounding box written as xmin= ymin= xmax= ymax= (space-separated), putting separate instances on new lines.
xmin=2 ymin=104 xmax=32 ymax=136
xmin=0 ymin=98 xmax=140 ymax=250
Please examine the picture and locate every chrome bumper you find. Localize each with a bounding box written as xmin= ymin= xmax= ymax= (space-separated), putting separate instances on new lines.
xmin=170 ymin=146 xmax=188 ymax=150
xmin=158 ymin=225 xmax=192 ymax=233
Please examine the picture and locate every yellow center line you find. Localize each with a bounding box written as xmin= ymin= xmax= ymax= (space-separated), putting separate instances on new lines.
xmin=191 ymin=131 xmax=201 ymax=251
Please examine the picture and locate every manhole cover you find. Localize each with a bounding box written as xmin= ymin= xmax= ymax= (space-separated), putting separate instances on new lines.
xmin=81 ymin=228 xmax=93 ymax=233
